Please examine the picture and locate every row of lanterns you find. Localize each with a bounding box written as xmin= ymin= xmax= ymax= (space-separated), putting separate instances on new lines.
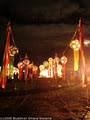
xmin=17 ymin=54 xmax=38 ymax=81
xmin=39 ymin=53 xmax=67 ymax=80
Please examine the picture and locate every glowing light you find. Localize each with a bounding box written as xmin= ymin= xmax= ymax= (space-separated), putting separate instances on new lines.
xmin=48 ymin=58 xmax=53 ymax=67
xmin=43 ymin=61 xmax=49 ymax=67
xmin=10 ymin=45 xmax=19 ymax=55
xmin=39 ymin=57 xmax=62 ymax=78
xmin=28 ymin=63 xmax=33 ymax=68
xmin=17 ymin=62 xmax=24 ymax=69
xmin=33 ymin=65 xmax=38 ymax=71
xmin=84 ymin=39 xmax=90 ymax=46
xmin=48 ymin=58 xmax=53 ymax=62
xmin=39 ymin=69 xmax=49 ymax=78
xmin=70 ymin=39 xmax=80 ymax=71
xmin=39 ymin=65 xmax=45 ymax=71
xmin=70 ymin=39 xmax=80 ymax=50
xmin=13 ymin=67 xmax=19 ymax=74
xmin=61 ymin=56 xmax=67 ymax=64
xmin=57 ymin=64 xmax=62 ymax=77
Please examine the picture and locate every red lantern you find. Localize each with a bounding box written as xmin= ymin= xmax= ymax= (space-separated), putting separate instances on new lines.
xmin=17 ymin=62 xmax=24 ymax=80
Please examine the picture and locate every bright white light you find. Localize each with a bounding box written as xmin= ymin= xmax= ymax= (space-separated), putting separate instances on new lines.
xmin=39 ymin=69 xmax=49 ymax=78
xmin=84 ymin=40 xmax=90 ymax=46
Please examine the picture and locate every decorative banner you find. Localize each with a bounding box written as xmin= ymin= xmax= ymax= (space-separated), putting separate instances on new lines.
xmin=0 ymin=21 xmax=11 ymax=88
xmin=61 ymin=56 xmax=67 ymax=80
xmin=7 ymin=55 xmax=15 ymax=79
xmin=73 ymin=50 xmax=79 ymax=71
xmin=78 ymin=18 xmax=86 ymax=87
xmin=70 ymin=39 xmax=80 ymax=71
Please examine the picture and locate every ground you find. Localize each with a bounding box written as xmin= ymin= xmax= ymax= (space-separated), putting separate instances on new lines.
xmin=0 ymin=78 xmax=90 ymax=120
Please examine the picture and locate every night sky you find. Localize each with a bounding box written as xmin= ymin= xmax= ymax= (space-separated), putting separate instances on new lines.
xmin=0 ymin=0 xmax=90 ymax=66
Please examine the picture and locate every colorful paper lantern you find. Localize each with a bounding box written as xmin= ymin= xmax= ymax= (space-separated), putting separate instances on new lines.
xmin=61 ymin=56 xmax=67 ymax=80
xmin=17 ymin=62 xmax=24 ymax=69
xmin=61 ymin=56 xmax=67 ymax=64
xmin=70 ymin=39 xmax=80 ymax=71
xmin=23 ymin=54 xmax=30 ymax=81
xmin=17 ymin=61 xmax=24 ymax=80
xmin=43 ymin=61 xmax=49 ymax=67
xmin=10 ymin=45 xmax=19 ymax=55
xmin=70 ymin=39 xmax=80 ymax=50
xmin=39 ymin=65 xmax=45 ymax=72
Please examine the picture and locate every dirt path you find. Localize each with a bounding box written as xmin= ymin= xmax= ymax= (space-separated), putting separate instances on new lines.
xmin=12 ymin=84 xmax=90 ymax=120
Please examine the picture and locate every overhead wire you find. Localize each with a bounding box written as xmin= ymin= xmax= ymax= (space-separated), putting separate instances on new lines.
xmin=62 ymin=25 xmax=78 ymax=55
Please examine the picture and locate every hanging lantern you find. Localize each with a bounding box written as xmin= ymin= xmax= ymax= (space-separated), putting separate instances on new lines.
xmin=13 ymin=67 xmax=19 ymax=75
xmin=10 ymin=45 xmax=19 ymax=55
xmin=23 ymin=54 xmax=30 ymax=81
xmin=70 ymin=39 xmax=80 ymax=71
xmin=23 ymin=54 xmax=30 ymax=65
xmin=61 ymin=56 xmax=67 ymax=64
xmin=17 ymin=62 xmax=24 ymax=69
xmin=61 ymin=56 xmax=67 ymax=80
xmin=43 ymin=61 xmax=49 ymax=67
xmin=39 ymin=65 xmax=45 ymax=72
xmin=33 ymin=66 xmax=38 ymax=71
xmin=17 ymin=62 xmax=24 ymax=80
xmin=23 ymin=59 xmax=30 ymax=65
xmin=48 ymin=58 xmax=53 ymax=62
xmin=48 ymin=58 xmax=53 ymax=66
xmin=48 ymin=58 xmax=53 ymax=78
xmin=70 ymin=39 xmax=80 ymax=50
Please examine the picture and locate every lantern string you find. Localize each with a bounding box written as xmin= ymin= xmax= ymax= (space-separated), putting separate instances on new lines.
xmin=62 ymin=25 xmax=78 ymax=55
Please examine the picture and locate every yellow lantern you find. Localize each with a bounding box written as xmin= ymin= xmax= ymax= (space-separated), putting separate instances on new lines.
xmin=70 ymin=39 xmax=80 ymax=71
xmin=48 ymin=58 xmax=53 ymax=62
xmin=48 ymin=57 xmax=53 ymax=66
xmin=43 ymin=61 xmax=49 ymax=67
xmin=70 ymin=39 xmax=80 ymax=50
xmin=39 ymin=65 xmax=45 ymax=72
